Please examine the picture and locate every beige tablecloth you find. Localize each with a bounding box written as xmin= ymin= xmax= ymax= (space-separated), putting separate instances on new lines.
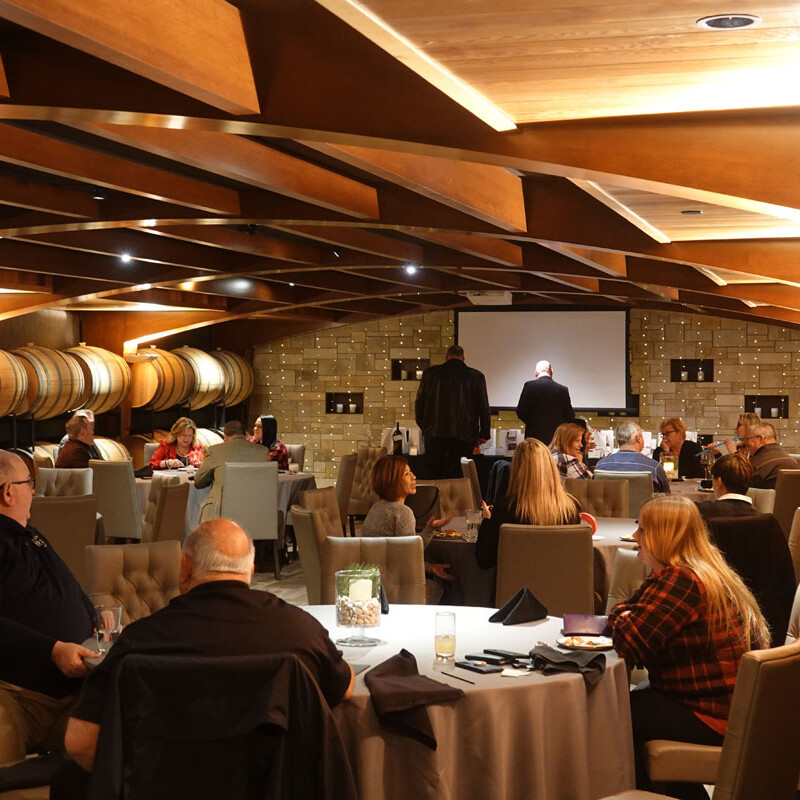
xmin=668 ymin=478 xmax=715 ymax=505
xmin=307 ymin=604 xmax=634 ymax=800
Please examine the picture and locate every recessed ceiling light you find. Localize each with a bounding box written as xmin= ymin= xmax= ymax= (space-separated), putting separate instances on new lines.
xmin=405 ymin=265 xmax=418 ymax=275
xmin=288 ymin=282 xmax=295 ymax=287
xmin=92 ymin=188 xmax=106 ymax=201
xmin=681 ymin=209 xmax=704 ymax=215
xmin=696 ymin=14 xmax=761 ymax=30
xmin=120 ymin=253 xmax=132 ymax=263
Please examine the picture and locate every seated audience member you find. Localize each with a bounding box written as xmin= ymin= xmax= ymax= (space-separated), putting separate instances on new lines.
xmin=573 ymin=417 xmax=596 ymax=459
xmin=63 ymin=519 xmax=354 ymax=779
xmin=0 ymin=451 xmax=95 ymax=761
xmin=55 ymin=412 xmax=102 ymax=469
xmin=194 ymin=420 xmax=270 ymax=522
xmin=722 ymin=411 xmax=761 ymax=455
xmin=698 ymin=453 xmax=761 ymax=519
xmin=254 ymin=415 xmax=289 ymax=472
xmin=550 ymin=421 xmax=592 ymax=480
xmin=248 ymin=416 xmax=263 ymax=444
xmin=652 ymin=417 xmax=704 ymax=478
xmin=609 ymin=496 xmax=769 ymax=800
xmin=148 ymin=416 xmax=205 ymax=470
xmin=594 ymin=421 xmax=670 ymax=493
xmin=476 ymin=438 xmax=581 ymax=569
xmin=57 ymin=410 xmax=98 ymax=455
xmin=741 ymin=422 xmax=797 ymax=489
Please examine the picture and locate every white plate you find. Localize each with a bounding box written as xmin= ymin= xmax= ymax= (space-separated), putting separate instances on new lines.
xmin=556 ymin=635 xmax=614 ymax=651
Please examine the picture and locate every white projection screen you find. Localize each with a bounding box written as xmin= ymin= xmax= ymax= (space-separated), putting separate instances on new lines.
xmin=456 ymin=310 xmax=629 ymax=410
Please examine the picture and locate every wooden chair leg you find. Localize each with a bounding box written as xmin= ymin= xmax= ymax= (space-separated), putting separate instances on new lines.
xmin=272 ymin=541 xmax=281 ymax=580
xmin=348 ymin=515 xmax=356 ymax=537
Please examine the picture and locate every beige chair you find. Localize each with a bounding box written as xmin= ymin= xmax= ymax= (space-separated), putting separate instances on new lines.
xmin=291 ymin=504 xmax=323 ymax=604
xmin=786 ymin=583 xmax=800 ymax=644
xmin=496 ymin=523 xmax=594 ymax=613
xmin=29 ymin=495 xmax=98 ymax=589
xmin=605 ymin=547 xmax=649 ymax=612
xmin=286 ymin=443 xmax=305 ymax=471
xmin=90 ymin=459 xmax=143 ymax=541
xmin=219 ymin=462 xmax=280 ymax=576
xmin=335 ymin=453 xmax=358 ymax=532
xmin=320 ymin=535 xmax=425 ymax=604
xmin=746 ymin=486 xmax=776 ymax=514
xmin=601 ymin=638 xmax=800 ymax=800
xmin=84 ymin=540 xmax=181 ymax=625
xmin=34 ymin=467 xmax=92 ymax=496
xmin=32 ymin=452 xmax=53 ymax=473
xmin=460 ymin=457 xmax=483 ymax=508
xmin=593 ymin=471 xmax=653 ymax=517
xmin=788 ymin=506 xmax=800 ymax=584
xmin=772 ymin=468 xmax=800 ymax=540
xmin=143 ymin=441 xmax=159 ymax=467
xmin=298 ymin=486 xmax=343 ymax=538
xmin=566 ymin=478 xmax=629 ymax=518
xmin=416 ymin=477 xmax=474 ymax=516
xmin=347 ymin=446 xmax=386 ymax=535
xmin=142 ymin=474 xmax=189 ymax=543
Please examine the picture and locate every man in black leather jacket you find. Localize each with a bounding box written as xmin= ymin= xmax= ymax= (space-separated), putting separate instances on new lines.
xmin=415 ymin=345 xmax=491 ymax=477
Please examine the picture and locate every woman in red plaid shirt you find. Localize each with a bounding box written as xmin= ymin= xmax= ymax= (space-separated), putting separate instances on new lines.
xmin=609 ymin=495 xmax=769 ymax=800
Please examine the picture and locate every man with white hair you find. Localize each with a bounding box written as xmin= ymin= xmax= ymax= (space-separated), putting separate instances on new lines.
xmin=515 ymin=360 xmax=574 ymax=445
xmin=594 ymin=421 xmax=670 ymax=493
xmin=64 ymin=519 xmax=354 ymax=773
xmin=740 ymin=422 xmax=797 ymax=489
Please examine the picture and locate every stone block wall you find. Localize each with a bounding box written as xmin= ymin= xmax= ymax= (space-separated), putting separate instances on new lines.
xmin=252 ymin=308 xmax=800 ymax=480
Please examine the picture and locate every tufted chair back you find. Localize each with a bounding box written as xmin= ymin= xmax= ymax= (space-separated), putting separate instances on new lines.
xmin=298 ymin=486 xmax=343 ymax=538
xmin=565 ymin=478 xmax=629 ymax=518
xmin=747 ymin=487 xmax=776 ymax=514
xmin=286 ymin=443 xmax=306 ymax=471
xmin=35 ymin=467 xmax=93 ymax=497
xmin=320 ymin=535 xmax=425 ymax=604
xmin=416 ymin=478 xmax=474 ymax=516
xmin=348 ymin=446 xmax=386 ymax=515
xmin=84 ymin=540 xmax=181 ymax=625
xmin=604 ymin=547 xmax=649 ymax=612
xmin=142 ymin=474 xmax=189 ymax=543
xmin=143 ymin=441 xmax=159 ymax=467
xmin=460 ymin=458 xmax=482 ymax=507
xmin=143 ymin=474 xmax=180 ymax=531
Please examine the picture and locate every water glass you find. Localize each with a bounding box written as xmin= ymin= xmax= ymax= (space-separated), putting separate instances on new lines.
xmin=435 ymin=612 xmax=456 ymax=662
xmin=465 ymin=509 xmax=483 ymax=542
xmin=94 ymin=604 xmax=122 ymax=655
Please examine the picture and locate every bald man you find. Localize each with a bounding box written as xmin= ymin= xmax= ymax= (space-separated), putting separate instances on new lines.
xmin=65 ymin=519 xmax=354 ymax=773
xmin=516 ymin=360 xmax=574 ymax=445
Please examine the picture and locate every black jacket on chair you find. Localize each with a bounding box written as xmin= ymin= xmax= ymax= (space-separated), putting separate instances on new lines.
xmin=415 ymin=359 xmax=491 ymax=446
xmin=515 ymin=376 xmax=574 ymax=445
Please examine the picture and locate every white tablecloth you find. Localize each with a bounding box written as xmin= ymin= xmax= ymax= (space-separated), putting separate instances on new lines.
xmin=307 ymin=604 xmax=634 ymax=800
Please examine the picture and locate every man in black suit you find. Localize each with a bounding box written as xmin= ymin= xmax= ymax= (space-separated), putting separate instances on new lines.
xmin=698 ymin=453 xmax=762 ymax=519
xmin=515 ymin=360 xmax=574 ymax=444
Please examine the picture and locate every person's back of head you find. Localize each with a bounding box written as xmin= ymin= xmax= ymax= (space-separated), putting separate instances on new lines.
xmin=181 ymin=519 xmax=255 ymax=592
xmin=223 ymin=420 xmax=245 ymax=439
xmin=738 ymin=411 xmax=761 ymax=429
xmin=259 ymin=415 xmax=278 ymax=447
xmin=534 ymin=360 xmax=552 ymax=378
xmin=752 ymin=422 xmax=777 ymax=443
xmin=615 ymin=421 xmax=642 ymax=450
xmin=711 ymin=453 xmax=753 ymax=495
xmin=445 ymin=345 xmax=464 ymax=361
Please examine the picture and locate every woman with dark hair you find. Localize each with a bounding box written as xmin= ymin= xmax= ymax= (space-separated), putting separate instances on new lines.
xmin=476 ymin=438 xmax=582 ymax=569
xmin=149 ymin=416 xmax=205 ymax=470
xmin=609 ymin=495 xmax=769 ymax=800
xmin=549 ymin=421 xmax=592 ymax=480
xmin=251 ymin=415 xmax=289 ymax=471
xmin=698 ymin=453 xmax=760 ymax=518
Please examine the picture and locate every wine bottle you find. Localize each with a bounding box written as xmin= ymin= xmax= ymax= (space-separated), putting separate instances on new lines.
xmin=392 ymin=421 xmax=403 ymax=455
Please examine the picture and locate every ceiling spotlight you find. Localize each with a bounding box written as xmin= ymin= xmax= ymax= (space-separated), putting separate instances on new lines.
xmin=696 ymin=14 xmax=761 ymax=29
xmin=246 ymin=224 xmax=257 ymax=237
xmin=288 ymin=282 xmax=295 ymax=287
xmin=405 ymin=264 xmax=418 ymax=275
xmin=92 ymin=188 xmax=106 ymax=201
xmin=681 ymin=209 xmax=704 ymax=215
xmin=333 ymin=250 xmax=340 ymax=258
xmin=120 ymin=253 xmax=132 ymax=264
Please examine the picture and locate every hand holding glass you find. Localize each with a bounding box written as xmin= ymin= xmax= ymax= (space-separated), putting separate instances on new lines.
xmin=94 ymin=604 xmax=122 ymax=655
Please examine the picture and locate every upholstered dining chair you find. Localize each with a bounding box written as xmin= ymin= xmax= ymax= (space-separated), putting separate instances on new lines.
xmin=788 ymin=507 xmax=800 ymax=584
xmin=291 ymin=505 xmax=323 ymax=604
xmin=346 ymin=446 xmax=386 ymax=536
xmin=34 ymin=467 xmax=92 ymax=497
xmin=319 ymin=535 xmax=425 ymax=604
xmin=599 ymin=638 xmax=800 ymax=800
xmin=416 ymin=477 xmax=473 ymax=517
xmin=604 ymin=547 xmax=650 ymax=613
xmin=286 ymin=443 xmax=305 ymax=471
xmin=786 ymin=582 xmax=800 ymax=644
xmin=772 ymin=468 xmax=800 ymax=540
xmin=29 ymin=494 xmax=98 ymax=590
xmin=565 ymin=477 xmax=629 ymax=518
xmin=141 ymin=474 xmax=190 ymax=543
xmin=495 ymin=522 xmax=594 ymax=614
xmin=90 ymin=459 xmax=143 ymax=541
xmin=746 ymin=486 xmax=776 ymax=514
xmin=298 ymin=486 xmax=343 ymax=537
xmin=460 ymin=457 xmax=483 ymax=508
xmin=143 ymin=441 xmax=159 ymax=467
xmin=592 ymin=471 xmax=653 ymax=517
xmin=84 ymin=540 xmax=181 ymax=625
xmin=335 ymin=453 xmax=357 ymax=533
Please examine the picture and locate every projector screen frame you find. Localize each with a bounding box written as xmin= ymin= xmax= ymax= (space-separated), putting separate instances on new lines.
xmin=454 ymin=306 xmax=637 ymax=417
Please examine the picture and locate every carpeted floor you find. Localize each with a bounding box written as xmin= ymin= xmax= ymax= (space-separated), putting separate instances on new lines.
xmin=252 ymin=559 xmax=308 ymax=606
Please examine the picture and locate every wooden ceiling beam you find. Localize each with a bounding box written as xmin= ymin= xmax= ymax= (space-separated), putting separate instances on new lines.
xmin=270 ymin=224 xmax=420 ymax=262
xmin=0 ymin=175 xmax=97 ymax=218
xmin=710 ymin=283 xmax=800 ymax=310
xmin=0 ymin=0 xmax=258 ymax=114
xmin=412 ymin=231 xmax=522 ymax=267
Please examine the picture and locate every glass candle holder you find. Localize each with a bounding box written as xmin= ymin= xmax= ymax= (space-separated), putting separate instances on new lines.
xmin=659 ymin=452 xmax=677 ymax=478
xmin=335 ymin=568 xmax=381 ymax=647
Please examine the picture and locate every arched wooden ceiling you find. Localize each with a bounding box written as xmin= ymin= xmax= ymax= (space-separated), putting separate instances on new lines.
xmin=0 ymin=0 xmax=799 ymax=355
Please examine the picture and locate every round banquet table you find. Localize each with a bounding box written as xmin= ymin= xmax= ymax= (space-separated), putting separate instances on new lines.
xmin=307 ymin=604 xmax=634 ymax=800
xmin=667 ymin=478 xmax=715 ymax=505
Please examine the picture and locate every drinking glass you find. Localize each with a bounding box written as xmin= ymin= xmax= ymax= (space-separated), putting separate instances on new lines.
xmin=335 ymin=569 xmax=381 ymax=647
xmin=465 ymin=509 xmax=483 ymax=542
xmin=94 ymin=604 xmax=122 ymax=655
xmin=288 ymin=462 xmax=300 ymax=474
xmin=434 ymin=612 xmax=456 ymax=662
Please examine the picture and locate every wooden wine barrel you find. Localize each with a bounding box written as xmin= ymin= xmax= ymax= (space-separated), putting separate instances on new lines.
xmin=196 ymin=427 xmax=223 ymax=453
xmin=211 ymin=350 xmax=254 ymax=407
xmin=93 ymin=437 xmax=131 ymax=462
xmin=173 ymin=347 xmax=226 ymax=410
xmin=0 ymin=350 xmax=27 ymax=417
xmin=129 ymin=348 xmax=193 ymax=411
xmin=12 ymin=346 xmax=85 ymax=420
xmin=34 ymin=442 xmax=59 ymax=469
xmin=66 ymin=344 xmax=131 ymax=414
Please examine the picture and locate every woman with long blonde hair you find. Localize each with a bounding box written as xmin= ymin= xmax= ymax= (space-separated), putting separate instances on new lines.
xmin=609 ymin=495 xmax=769 ymax=799
xmin=475 ymin=437 xmax=581 ymax=568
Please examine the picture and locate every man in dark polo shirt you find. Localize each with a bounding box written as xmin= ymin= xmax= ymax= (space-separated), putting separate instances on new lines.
xmin=64 ymin=519 xmax=354 ymax=773
xmin=55 ymin=412 xmax=102 ymax=469
xmin=0 ymin=450 xmax=95 ymax=762
xmin=742 ymin=422 xmax=797 ymax=489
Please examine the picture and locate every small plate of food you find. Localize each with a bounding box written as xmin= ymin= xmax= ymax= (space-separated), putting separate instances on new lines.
xmin=556 ymin=635 xmax=614 ymax=651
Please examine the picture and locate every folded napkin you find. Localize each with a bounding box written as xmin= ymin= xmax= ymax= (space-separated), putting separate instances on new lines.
xmin=528 ymin=645 xmax=606 ymax=685
xmin=489 ymin=587 xmax=548 ymax=625
xmin=364 ymin=649 xmax=464 ymax=750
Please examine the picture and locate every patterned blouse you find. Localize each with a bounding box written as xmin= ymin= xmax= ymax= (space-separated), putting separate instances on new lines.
xmin=551 ymin=449 xmax=592 ymax=480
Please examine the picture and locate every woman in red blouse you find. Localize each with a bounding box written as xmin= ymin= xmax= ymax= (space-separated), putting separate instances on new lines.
xmin=149 ymin=417 xmax=205 ymax=470
xmin=609 ymin=495 xmax=769 ymax=800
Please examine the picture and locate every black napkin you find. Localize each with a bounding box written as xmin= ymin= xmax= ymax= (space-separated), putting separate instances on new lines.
xmin=489 ymin=587 xmax=548 ymax=625
xmin=529 ymin=645 xmax=606 ymax=685
xmin=364 ymin=649 xmax=464 ymax=750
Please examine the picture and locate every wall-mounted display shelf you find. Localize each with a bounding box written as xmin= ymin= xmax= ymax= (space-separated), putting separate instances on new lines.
xmin=670 ymin=359 xmax=714 ymax=383
xmin=325 ymin=392 xmax=364 ymax=415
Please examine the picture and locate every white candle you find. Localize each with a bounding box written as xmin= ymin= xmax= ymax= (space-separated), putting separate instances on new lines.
xmin=349 ymin=578 xmax=373 ymax=604
xmin=336 ymin=403 xmax=344 ymax=413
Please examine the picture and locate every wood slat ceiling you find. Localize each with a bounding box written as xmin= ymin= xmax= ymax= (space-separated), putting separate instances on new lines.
xmin=0 ymin=0 xmax=795 ymax=355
